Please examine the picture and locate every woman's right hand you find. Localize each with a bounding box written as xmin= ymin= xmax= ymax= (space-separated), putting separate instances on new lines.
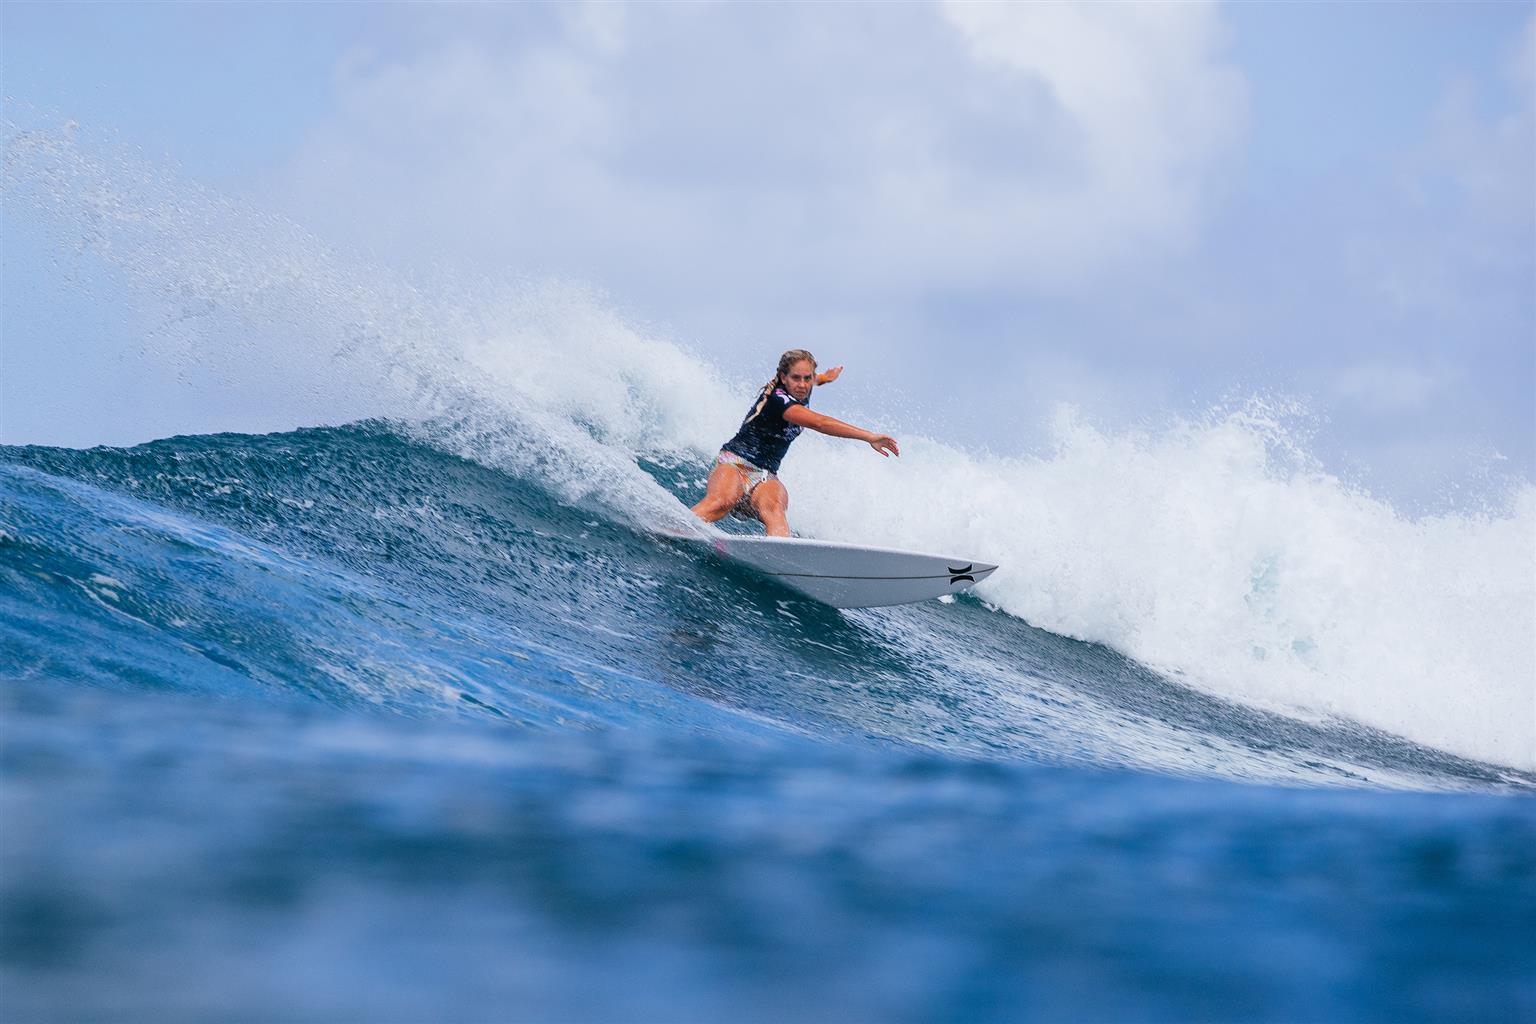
xmin=868 ymin=434 xmax=899 ymax=458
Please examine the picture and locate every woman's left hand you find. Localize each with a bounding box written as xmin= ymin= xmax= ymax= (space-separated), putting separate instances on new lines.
xmin=817 ymin=365 xmax=843 ymax=385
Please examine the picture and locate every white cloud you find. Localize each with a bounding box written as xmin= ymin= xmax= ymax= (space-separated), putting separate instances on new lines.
xmin=565 ymin=0 xmax=627 ymax=56
xmin=269 ymin=2 xmax=1246 ymax=302
xmin=939 ymin=1 xmax=1245 ymax=255
xmin=1329 ymin=361 xmax=1442 ymax=416
xmin=1421 ymin=9 xmax=1535 ymax=227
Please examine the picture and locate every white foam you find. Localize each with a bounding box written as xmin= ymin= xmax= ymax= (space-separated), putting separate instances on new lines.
xmin=787 ymin=404 xmax=1536 ymax=771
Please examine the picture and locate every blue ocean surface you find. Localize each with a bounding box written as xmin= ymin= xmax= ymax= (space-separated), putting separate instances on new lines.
xmin=2 ymin=423 xmax=1533 ymax=1023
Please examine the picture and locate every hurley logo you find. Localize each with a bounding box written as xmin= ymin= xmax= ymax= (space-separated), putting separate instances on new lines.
xmin=947 ymin=564 xmax=975 ymax=584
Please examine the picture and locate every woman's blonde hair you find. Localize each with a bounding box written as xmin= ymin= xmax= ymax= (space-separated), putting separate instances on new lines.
xmin=775 ymin=348 xmax=816 ymax=385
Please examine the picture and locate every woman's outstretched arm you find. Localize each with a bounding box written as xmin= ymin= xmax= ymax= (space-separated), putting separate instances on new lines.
xmin=783 ymin=404 xmax=899 ymax=457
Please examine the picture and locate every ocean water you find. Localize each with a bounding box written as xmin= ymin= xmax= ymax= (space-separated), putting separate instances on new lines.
xmin=3 ymin=122 xmax=1535 ymax=1022
xmin=3 ymin=424 xmax=1533 ymax=1023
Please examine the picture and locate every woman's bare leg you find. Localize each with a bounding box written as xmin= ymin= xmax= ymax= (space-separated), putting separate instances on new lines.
xmin=690 ymin=463 xmax=749 ymax=523
xmin=749 ymin=478 xmax=791 ymax=537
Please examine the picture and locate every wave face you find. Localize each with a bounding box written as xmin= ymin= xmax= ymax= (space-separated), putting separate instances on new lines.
xmin=4 ymin=123 xmax=1534 ymax=1021
xmin=2 ymin=422 xmax=1528 ymax=785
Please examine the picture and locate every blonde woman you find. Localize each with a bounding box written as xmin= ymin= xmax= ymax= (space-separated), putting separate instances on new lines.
xmin=691 ymin=349 xmax=899 ymax=537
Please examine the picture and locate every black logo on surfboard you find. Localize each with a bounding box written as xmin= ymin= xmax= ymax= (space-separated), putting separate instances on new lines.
xmin=947 ymin=564 xmax=975 ymax=584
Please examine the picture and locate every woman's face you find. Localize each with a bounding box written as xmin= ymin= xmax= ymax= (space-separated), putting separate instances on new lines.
xmin=780 ymin=359 xmax=816 ymax=402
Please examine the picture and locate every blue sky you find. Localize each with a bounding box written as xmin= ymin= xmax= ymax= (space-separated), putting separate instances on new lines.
xmin=4 ymin=1 xmax=1533 ymax=508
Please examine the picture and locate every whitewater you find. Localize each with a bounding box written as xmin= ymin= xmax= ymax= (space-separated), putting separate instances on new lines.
xmin=3 ymin=123 xmax=1534 ymax=1021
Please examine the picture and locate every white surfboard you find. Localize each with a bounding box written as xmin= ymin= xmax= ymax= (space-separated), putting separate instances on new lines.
xmin=686 ymin=533 xmax=998 ymax=609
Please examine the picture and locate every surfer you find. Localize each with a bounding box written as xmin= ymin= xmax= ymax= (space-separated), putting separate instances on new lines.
xmin=690 ymin=349 xmax=899 ymax=537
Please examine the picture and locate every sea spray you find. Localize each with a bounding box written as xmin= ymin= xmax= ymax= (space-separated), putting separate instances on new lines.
xmin=4 ymin=118 xmax=709 ymax=529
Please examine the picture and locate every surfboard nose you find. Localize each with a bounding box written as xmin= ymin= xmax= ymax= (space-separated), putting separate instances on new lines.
xmin=945 ymin=561 xmax=999 ymax=576
xmin=943 ymin=560 xmax=998 ymax=588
